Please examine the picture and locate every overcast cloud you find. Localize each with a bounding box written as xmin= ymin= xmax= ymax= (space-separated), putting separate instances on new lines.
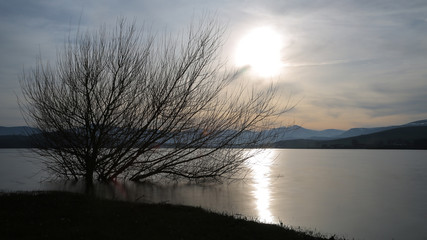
xmin=1 ymin=0 xmax=426 ymax=129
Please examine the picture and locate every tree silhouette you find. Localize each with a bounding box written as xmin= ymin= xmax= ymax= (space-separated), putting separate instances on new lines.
xmin=20 ymin=18 xmax=288 ymax=186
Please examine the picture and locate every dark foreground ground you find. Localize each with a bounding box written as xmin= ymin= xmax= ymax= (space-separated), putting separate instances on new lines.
xmin=0 ymin=191 xmax=341 ymax=240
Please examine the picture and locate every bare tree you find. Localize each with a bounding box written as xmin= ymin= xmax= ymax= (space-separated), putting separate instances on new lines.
xmin=20 ymin=18 xmax=288 ymax=186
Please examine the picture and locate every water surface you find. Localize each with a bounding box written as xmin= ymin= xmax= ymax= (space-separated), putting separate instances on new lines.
xmin=1 ymin=149 xmax=426 ymax=240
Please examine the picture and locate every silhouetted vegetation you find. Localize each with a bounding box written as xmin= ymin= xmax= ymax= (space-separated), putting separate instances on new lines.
xmin=20 ymin=17 xmax=286 ymax=186
xmin=0 ymin=135 xmax=32 ymax=148
xmin=2 ymin=126 xmax=426 ymax=149
xmin=0 ymin=191 xmax=343 ymax=240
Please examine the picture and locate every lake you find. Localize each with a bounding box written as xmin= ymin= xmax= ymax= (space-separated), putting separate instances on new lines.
xmin=1 ymin=149 xmax=426 ymax=240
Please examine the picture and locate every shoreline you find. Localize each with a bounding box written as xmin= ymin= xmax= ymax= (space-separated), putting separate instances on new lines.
xmin=0 ymin=191 xmax=343 ymax=240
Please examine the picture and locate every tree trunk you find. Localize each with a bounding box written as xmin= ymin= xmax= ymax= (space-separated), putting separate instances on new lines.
xmin=84 ymin=159 xmax=95 ymax=195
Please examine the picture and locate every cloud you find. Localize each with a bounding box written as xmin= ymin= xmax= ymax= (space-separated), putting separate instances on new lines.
xmin=284 ymin=58 xmax=375 ymax=68
xmin=1 ymin=0 xmax=427 ymax=128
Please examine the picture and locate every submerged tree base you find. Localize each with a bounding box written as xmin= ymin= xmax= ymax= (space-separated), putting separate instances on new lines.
xmin=0 ymin=191 xmax=342 ymax=240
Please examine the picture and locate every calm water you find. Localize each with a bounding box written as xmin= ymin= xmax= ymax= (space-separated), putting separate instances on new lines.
xmin=1 ymin=149 xmax=427 ymax=240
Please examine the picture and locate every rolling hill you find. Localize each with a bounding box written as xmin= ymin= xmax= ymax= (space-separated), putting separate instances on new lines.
xmin=274 ymin=126 xmax=427 ymax=149
xmin=1 ymin=120 xmax=426 ymax=149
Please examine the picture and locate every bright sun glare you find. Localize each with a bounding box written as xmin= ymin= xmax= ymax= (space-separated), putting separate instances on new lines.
xmin=235 ymin=27 xmax=283 ymax=78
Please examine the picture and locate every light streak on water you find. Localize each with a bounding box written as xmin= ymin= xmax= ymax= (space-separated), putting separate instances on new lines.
xmin=246 ymin=149 xmax=277 ymax=223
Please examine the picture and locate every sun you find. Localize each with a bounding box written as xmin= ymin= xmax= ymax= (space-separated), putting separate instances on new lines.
xmin=235 ymin=27 xmax=283 ymax=78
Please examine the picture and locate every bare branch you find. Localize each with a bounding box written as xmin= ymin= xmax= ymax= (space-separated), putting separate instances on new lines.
xmin=20 ymin=17 xmax=290 ymax=185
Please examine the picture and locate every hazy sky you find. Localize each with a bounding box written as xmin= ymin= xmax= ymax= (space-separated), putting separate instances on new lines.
xmin=1 ymin=0 xmax=427 ymax=130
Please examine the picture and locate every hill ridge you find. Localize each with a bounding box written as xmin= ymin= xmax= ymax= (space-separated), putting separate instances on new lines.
xmin=273 ymin=126 xmax=427 ymax=149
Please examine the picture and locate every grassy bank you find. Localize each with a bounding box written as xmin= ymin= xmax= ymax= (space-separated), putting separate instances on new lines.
xmin=0 ymin=191 xmax=338 ymax=240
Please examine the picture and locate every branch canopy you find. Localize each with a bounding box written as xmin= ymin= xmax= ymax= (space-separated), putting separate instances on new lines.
xmin=21 ymin=17 xmax=288 ymax=184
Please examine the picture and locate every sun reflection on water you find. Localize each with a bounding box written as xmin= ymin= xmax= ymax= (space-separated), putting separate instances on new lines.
xmin=247 ymin=149 xmax=277 ymax=223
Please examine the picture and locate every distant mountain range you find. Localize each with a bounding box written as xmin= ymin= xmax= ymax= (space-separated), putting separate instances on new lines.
xmin=0 ymin=126 xmax=38 ymax=136
xmin=273 ymin=126 xmax=427 ymax=149
xmin=1 ymin=120 xmax=426 ymax=149
xmin=266 ymin=119 xmax=427 ymax=141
